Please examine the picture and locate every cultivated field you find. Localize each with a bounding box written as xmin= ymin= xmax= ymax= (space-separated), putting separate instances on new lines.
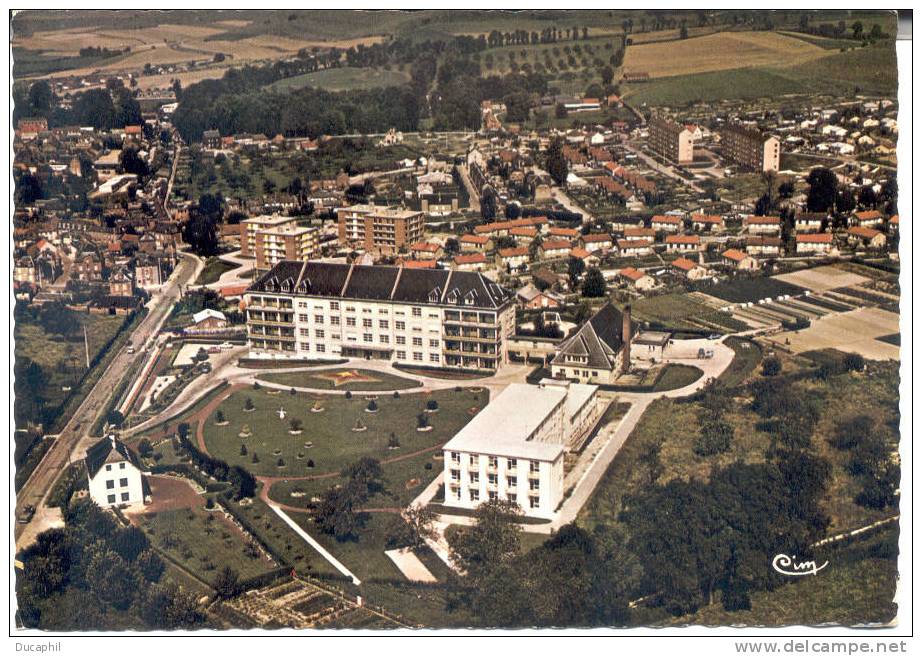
xmin=767 ymin=306 xmax=900 ymax=361
xmin=622 ymin=31 xmax=829 ymax=79
xmin=774 ymin=265 xmax=871 ymax=293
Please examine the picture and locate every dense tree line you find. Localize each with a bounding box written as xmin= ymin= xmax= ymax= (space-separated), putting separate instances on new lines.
xmin=17 ymin=498 xmax=205 ymax=630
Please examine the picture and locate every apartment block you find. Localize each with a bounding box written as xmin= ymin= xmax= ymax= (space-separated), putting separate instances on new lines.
xmin=240 ymin=214 xmax=299 ymax=258
xmin=335 ymin=204 xmax=425 ymax=254
xmin=244 ymin=261 xmax=515 ymax=372
xmin=719 ymin=123 xmax=780 ymax=173
xmin=648 ymin=115 xmax=694 ymax=165
xmin=442 ymin=382 xmax=605 ymax=519
xmin=254 ymin=225 xmax=320 ymax=271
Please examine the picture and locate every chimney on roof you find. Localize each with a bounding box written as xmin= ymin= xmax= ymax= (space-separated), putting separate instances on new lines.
xmin=621 ymin=305 xmax=632 ymax=374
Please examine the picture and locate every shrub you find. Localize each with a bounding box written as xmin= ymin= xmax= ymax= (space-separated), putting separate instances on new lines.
xmin=253 ymin=381 xmax=261 ymax=390
xmin=215 ymin=410 xmax=226 ymax=423
xmin=424 ymin=462 xmax=433 ymax=471
xmin=393 ymin=391 xmax=400 ymax=399
xmin=345 ymin=390 xmax=353 ymax=400
xmin=761 ymin=356 xmax=782 ymax=377
xmin=367 ymin=400 xmax=378 ymax=412
xmin=693 ymin=419 xmax=734 ymax=456
xmin=290 ymin=387 xmax=297 ymax=396
xmin=417 ymin=412 xmax=430 ymax=429
xmin=307 ymin=459 xmax=314 ymax=468
xmin=244 ymin=397 xmax=254 ymax=411
xmin=251 ymin=452 xmax=259 ymax=463
xmin=138 ymin=438 xmax=153 ymax=457
xmin=426 ymin=399 xmax=439 ymax=411
xmin=388 ymin=433 xmax=400 ymax=448
xmin=277 ymin=458 xmax=285 ymax=468
xmin=290 ymin=418 xmax=303 ymax=432
xmin=240 ymin=444 xmax=247 ymax=456
xmin=205 ymin=497 xmax=215 ymax=509
xmin=844 ymin=353 xmax=866 ymax=372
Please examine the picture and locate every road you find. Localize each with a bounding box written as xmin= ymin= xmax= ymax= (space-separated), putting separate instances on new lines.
xmin=624 ymin=140 xmax=704 ymax=193
xmin=456 ymin=163 xmax=481 ymax=213
xmin=14 ymin=251 xmax=204 ymax=546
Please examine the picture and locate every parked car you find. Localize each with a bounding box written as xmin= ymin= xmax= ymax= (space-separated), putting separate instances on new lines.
xmin=16 ymin=505 xmax=35 ymax=524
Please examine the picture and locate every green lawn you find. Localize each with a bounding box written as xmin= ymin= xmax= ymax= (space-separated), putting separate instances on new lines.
xmin=195 ymin=257 xmax=240 ymax=285
xmin=267 ymin=67 xmax=412 ymax=92
xmin=290 ymin=511 xmax=403 ymax=582
xmin=255 ymin=368 xmax=422 ymax=391
xmin=716 ymin=337 xmax=763 ymax=388
xmin=652 ymin=364 xmax=702 ymax=391
xmin=203 ymin=386 xmax=489 ymax=479
xmin=136 ymin=506 xmax=277 ymax=583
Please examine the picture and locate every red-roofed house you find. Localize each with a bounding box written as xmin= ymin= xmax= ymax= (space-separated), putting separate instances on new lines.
xmin=690 ymin=214 xmax=724 ymax=232
xmin=618 ymin=267 xmax=656 ymax=290
xmin=403 ymin=259 xmax=438 ymax=269
xmin=795 ymin=233 xmax=836 ymax=254
xmin=853 ymin=210 xmax=883 ymax=228
xmin=651 ymin=215 xmax=682 ymax=232
xmin=665 ymin=235 xmax=702 ymax=253
xmin=409 ymin=242 xmax=443 ymax=260
xmin=548 ymin=227 xmax=580 ymax=239
xmin=496 ymin=247 xmax=529 ymax=269
xmin=743 ymin=215 xmax=781 ymax=235
xmin=569 ymin=247 xmax=599 ymax=266
xmin=746 ymin=236 xmax=783 ymax=257
xmin=721 ymin=249 xmax=759 ymax=270
xmin=846 ymin=226 xmax=887 ymax=248
xmin=616 ymin=239 xmax=654 ymax=257
xmin=579 ymin=233 xmax=613 ymax=253
xmin=459 ymin=234 xmax=493 ymax=252
xmin=452 ymin=252 xmax=489 ymax=271
xmin=539 ymin=240 xmax=573 ymax=259
xmin=671 ymin=257 xmax=708 ymax=280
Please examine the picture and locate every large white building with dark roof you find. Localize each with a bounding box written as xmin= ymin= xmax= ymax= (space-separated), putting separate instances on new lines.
xmin=442 ymin=381 xmax=605 ymax=519
xmin=244 ymin=261 xmax=516 ymax=371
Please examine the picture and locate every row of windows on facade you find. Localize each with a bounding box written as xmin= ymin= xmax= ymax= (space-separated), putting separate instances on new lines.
xmin=288 ymin=300 xmax=497 ymax=324
xmin=105 ymin=477 xmax=131 ymax=489
xmin=107 ymin=492 xmax=132 ymax=504
xmin=295 ymin=328 xmax=439 ymax=347
xmin=450 ymin=470 xmax=542 ymax=490
xmin=451 ymin=487 xmax=541 ymax=508
xmin=450 ymin=453 xmax=541 ymax=472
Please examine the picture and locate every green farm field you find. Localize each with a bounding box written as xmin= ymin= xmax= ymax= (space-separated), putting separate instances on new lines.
xmin=267 ymin=66 xmax=412 ymax=92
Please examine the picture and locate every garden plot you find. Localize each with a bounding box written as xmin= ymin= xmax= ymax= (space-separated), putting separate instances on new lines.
xmin=139 ymin=375 xmax=177 ymax=412
xmin=773 ymin=265 xmax=870 ymax=293
xmin=769 ymin=307 xmax=900 ymax=361
xmin=172 ymin=342 xmax=215 ymax=367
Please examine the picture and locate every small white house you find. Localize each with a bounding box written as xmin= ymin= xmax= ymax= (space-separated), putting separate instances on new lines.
xmin=85 ymin=435 xmax=145 ymax=508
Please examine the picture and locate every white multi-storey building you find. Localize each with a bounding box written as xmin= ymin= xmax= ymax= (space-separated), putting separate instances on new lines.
xmin=244 ymin=261 xmax=515 ymax=371
xmin=85 ymin=435 xmax=145 ymax=508
xmin=442 ymin=382 xmax=605 ymax=519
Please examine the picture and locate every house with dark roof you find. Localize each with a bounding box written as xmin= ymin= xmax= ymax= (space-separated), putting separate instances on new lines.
xmin=245 ymin=261 xmax=515 ymax=371
xmin=550 ymin=304 xmax=634 ymax=384
xmin=85 ymin=435 xmax=145 ymax=507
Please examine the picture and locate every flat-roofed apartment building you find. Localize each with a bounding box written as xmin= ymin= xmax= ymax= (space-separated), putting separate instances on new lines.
xmin=442 ymin=381 xmax=606 ymax=519
xmin=336 ymin=204 xmax=425 ymax=255
xmin=719 ymin=123 xmax=781 ymax=172
xmin=648 ymin=115 xmax=694 ymax=165
xmin=240 ymin=214 xmax=298 ymax=258
xmin=255 ymin=224 xmax=320 ymax=271
xmin=245 ymin=261 xmax=515 ymax=371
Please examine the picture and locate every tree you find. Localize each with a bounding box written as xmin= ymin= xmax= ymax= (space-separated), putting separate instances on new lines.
xmin=778 ymin=181 xmax=795 ymax=199
xmin=805 ymin=168 xmax=838 ymax=213
xmin=137 ymin=550 xmax=165 ymax=583
xmin=106 ymin=410 xmax=125 ymax=428
xmin=581 ymin=267 xmax=607 ymax=298
xmin=212 ymin=566 xmax=239 ymax=599
xmin=761 ymin=356 xmax=782 ymax=377
xmin=28 ymin=80 xmax=54 ymax=115
xmin=843 ymin=352 xmax=866 ymax=372
xmin=567 ymin=256 xmax=586 ymax=288
xmin=600 ymin=65 xmax=614 ymax=86
xmin=480 ymin=186 xmax=498 ymax=221
xmin=386 ymin=504 xmax=438 ymax=550
xmin=680 ymin=22 xmax=689 ymax=39
xmin=851 ymin=21 xmax=864 ymax=39
xmin=447 ymin=499 xmax=522 ymax=575
xmin=341 ymin=457 xmax=384 ymax=496
xmin=545 ymin=138 xmax=568 ymax=186
xmin=181 ymin=212 xmax=219 ymax=256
